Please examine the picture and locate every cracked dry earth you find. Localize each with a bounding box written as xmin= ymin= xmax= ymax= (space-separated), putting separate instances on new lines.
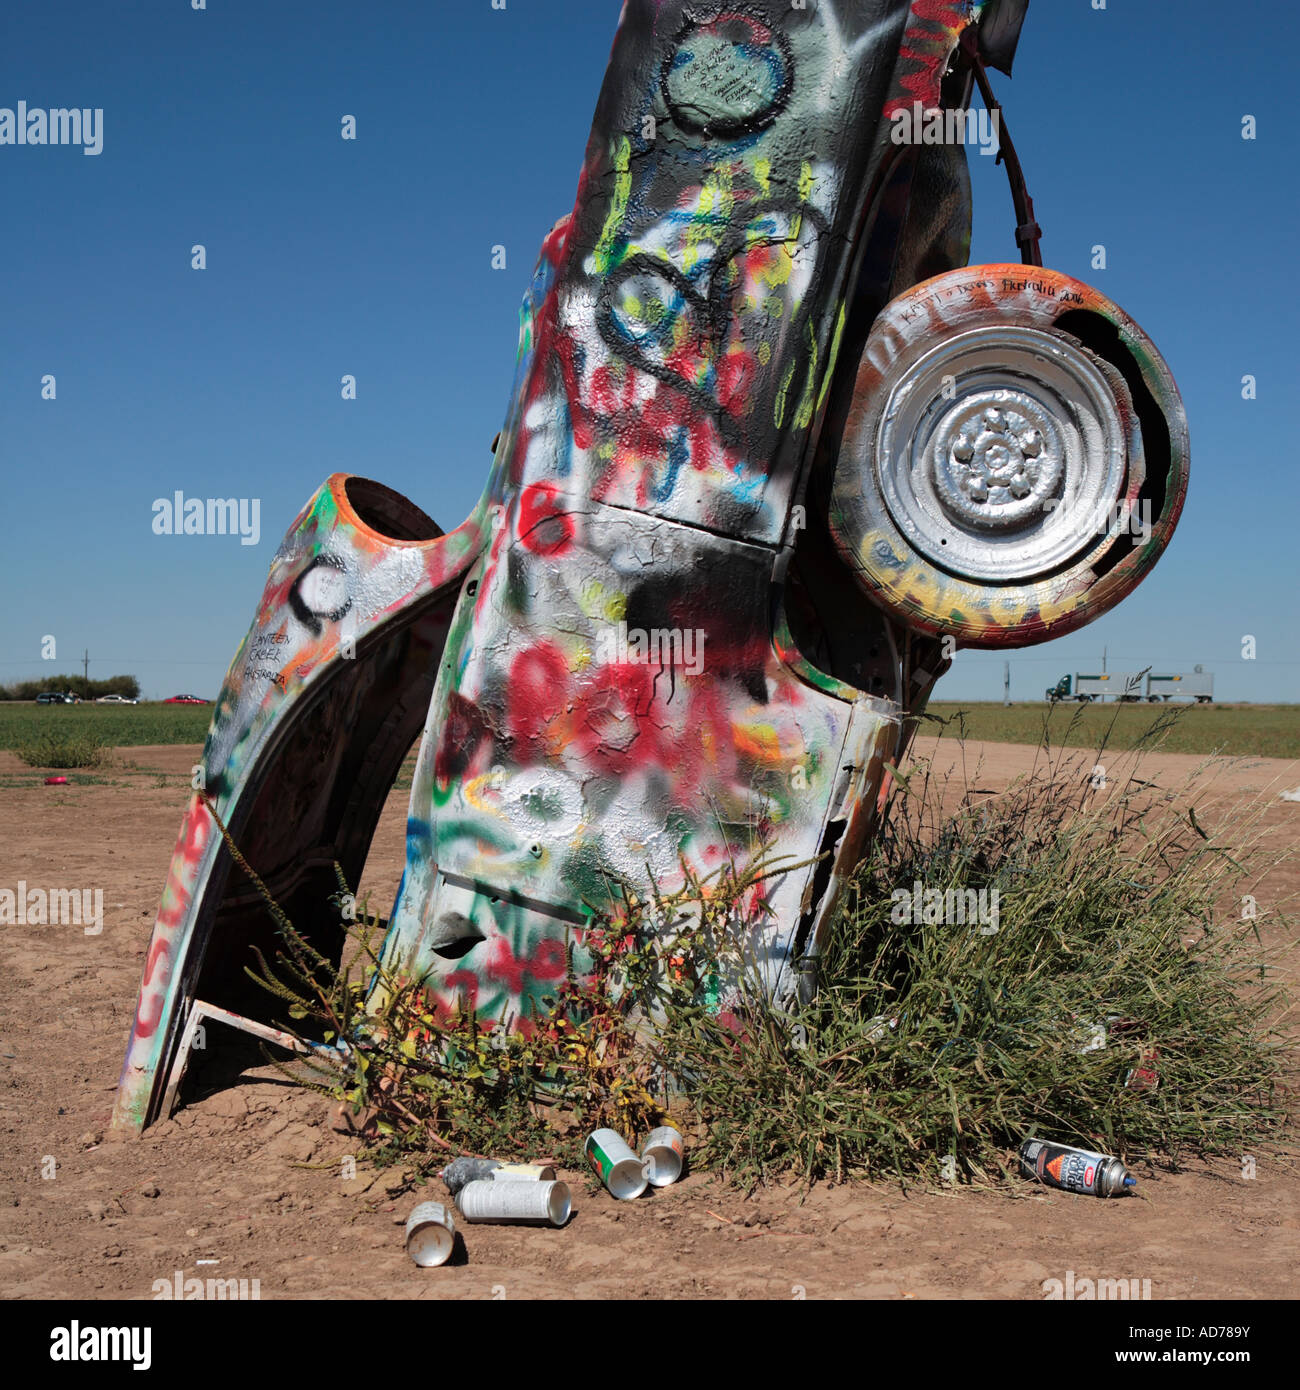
xmin=1 ymin=738 xmax=1297 ymax=1300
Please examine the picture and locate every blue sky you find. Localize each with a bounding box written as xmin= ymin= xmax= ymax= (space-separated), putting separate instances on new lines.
xmin=1 ymin=0 xmax=1295 ymax=704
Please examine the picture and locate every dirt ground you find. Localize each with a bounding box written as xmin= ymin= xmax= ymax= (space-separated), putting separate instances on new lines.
xmin=1 ymin=737 xmax=1296 ymax=1300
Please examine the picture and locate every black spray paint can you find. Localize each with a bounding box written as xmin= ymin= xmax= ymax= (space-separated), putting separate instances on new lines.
xmin=1020 ymin=1137 xmax=1136 ymax=1197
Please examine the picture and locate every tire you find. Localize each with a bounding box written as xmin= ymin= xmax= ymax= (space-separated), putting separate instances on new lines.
xmin=827 ymin=265 xmax=1189 ymax=648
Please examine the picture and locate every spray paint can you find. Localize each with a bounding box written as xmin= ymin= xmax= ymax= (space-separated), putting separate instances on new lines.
xmin=405 ymin=1201 xmax=456 ymax=1266
xmin=456 ymin=1178 xmax=571 ymax=1226
xmin=492 ymin=1163 xmax=557 ymax=1182
xmin=442 ymin=1157 xmax=500 ymax=1195
xmin=640 ymin=1126 xmax=684 ymax=1187
xmin=1020 ymin=1137 xmax=1136 ymax=1197
xmin=585 ymin=1127 xmax=649 ymax=1200
xmin=442 ymin=1157 xmax=558 ymax=1195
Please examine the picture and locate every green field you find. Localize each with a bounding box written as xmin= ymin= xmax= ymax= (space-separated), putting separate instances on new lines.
xmin=918 ymin=701 xmax=1299 ymax=760
xmin=0 ymin=702 xmax=212 ymax=751
xmin=1 ymin=699 xmax=1295 ymax=761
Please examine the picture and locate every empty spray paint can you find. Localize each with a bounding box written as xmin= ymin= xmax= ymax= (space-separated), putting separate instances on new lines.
xmin=442 ymin=1157 xmax=501 ymax=1195
xmin=640 ymin=1126 xmax=684 ymax=1187
xmin=442 ymin=1157 xmax=557 ymax=1195
xmin=586 ymin=1127 xmax=649 ymax=1200
xmin=1020 ymin=1137 xmax=1136 ymax=1197
xmin=456 ymin=1178 xmax=571 ymax=1226
xmin=405 ymin=1201 xmax=456 ymax=1266
xmin=493 ymin=1163 xmax=557 ymax=1182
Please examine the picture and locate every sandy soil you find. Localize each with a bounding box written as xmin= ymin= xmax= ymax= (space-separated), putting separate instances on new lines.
xmin=1 ymin=738 xmax=1296 ymax=1300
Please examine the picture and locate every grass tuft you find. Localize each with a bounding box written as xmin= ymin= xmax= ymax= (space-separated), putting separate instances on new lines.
xmin=662 ymin=736 xmax=1288 ymax=1188
xmin=16 ymin=730 xmax=108 ymax=769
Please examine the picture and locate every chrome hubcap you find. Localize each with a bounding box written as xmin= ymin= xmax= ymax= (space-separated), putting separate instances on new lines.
xmin=875 ymin=326 xmax=1127 ymax=582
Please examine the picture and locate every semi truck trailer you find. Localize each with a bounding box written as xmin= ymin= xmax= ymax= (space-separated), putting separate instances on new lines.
xmin=1046 ymin=671 xmax=1214 ymax=703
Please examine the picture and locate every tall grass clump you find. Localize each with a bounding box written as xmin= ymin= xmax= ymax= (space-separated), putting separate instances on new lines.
xmin=655 ymin=728 xmax=1289 ymax=1187
xmin=17 ymin=730 xmax=107 ymax=769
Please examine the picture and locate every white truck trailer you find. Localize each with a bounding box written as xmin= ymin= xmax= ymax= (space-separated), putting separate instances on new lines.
xmin=1046 ymin=671 xmax=1214 ymax=703
xmin=1143 ymin=671 xmax=1214 ymax=702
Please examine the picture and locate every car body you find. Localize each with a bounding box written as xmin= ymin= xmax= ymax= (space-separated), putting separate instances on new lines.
xmin=163 ymin=695 xmax=209 ymax=705
xmin=96 ymin=694 xmax=139 ymax=705
xmin=35 ymin=692 xmax=74 ymax=705
xmin=113 ymin=0 xmax=1189 ymax=1136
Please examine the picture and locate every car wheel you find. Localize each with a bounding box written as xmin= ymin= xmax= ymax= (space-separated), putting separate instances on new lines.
xmin=827 ymin=265 xmax=1188 ymax=648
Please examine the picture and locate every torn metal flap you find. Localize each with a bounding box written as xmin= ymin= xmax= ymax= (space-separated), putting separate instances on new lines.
xmin=979 ymin=0 xmax=1030 ymax=76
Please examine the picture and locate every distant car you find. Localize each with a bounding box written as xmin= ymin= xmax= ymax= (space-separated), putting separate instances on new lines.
xmin=96 ymin=694 xmax=139 ymax=705
xmin=36 ymin=692 xmax=74 ymax=704
xmin=164 ymin=695 xmax=209 ymax=704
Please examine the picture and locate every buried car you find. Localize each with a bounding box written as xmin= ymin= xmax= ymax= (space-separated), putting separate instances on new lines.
xmin=113 ymin=0 xmax=1187 ymax=1134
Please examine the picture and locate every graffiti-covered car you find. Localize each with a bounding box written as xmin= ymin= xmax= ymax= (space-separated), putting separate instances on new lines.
xmin=113 ymin=0 xmax=1187 ymax=1134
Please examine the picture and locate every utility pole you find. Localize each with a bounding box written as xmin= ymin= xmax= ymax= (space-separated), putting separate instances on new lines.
xmin=83 ymin=649 xmax=90 ymax=682
xmin=1003 ymin=660 xmax=1011 ymax=707
xmin=1102 ymin=645 xmax=1107 ymax=674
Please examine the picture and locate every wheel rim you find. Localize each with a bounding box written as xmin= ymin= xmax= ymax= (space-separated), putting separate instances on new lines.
xmin=875 ymin=326 xmax=1127 ymax=584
